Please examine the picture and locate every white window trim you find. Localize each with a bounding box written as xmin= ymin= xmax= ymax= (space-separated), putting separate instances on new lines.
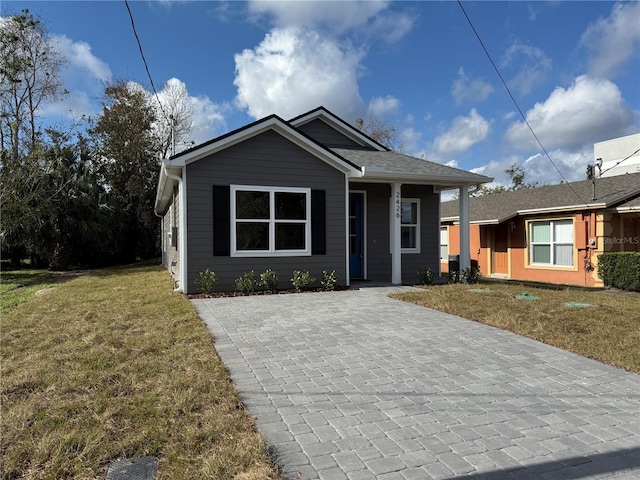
xmin=440 ymin=226 xmax=448 ymax=262
xmin=390 ymin=198 xmax=421 ymax=254
xmin=529 ymin=219 xmax=574 ymax=267
xmin=230 ymin=184 xmax=311 ymax=257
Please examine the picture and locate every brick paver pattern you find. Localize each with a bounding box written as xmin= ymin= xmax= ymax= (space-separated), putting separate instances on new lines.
xmin=193 ymin=286 xmax=640 ymax=479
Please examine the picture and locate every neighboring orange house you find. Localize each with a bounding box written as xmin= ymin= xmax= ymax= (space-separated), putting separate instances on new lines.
xmin=440 ymin=172 xmax=640 ymax=287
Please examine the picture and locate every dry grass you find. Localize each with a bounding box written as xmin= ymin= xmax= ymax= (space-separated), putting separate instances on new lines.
xmin=392 ymin=283 xmax=640 ymax=374
xmin=1 ymin=263 xmax=281 ymax=480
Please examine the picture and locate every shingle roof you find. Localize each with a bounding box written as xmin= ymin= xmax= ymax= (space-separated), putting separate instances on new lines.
xmin=441 ymin=172 xmax=640 ymax=223
xmin=332 ymin=148 xmax=492 ymax=185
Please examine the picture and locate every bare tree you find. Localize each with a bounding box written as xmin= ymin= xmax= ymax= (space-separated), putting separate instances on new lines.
xmin=0 ymin=9 xmax=66 ymax=160
xmin=153 ymin=78 xmax=194 ymax=158
xmin=354 ymin=116 xmax=402 ymax=152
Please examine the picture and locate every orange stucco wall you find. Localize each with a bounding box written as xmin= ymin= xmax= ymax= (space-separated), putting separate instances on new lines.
xmin=442 ymin=211 xmax=639 ymax=287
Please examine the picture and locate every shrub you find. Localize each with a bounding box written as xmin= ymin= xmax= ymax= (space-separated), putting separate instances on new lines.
xmin=320 ymin=270 xmax=337 ymax=291
xmin=235 ymin=270 xmax=258 ymax=294
xmin=462 ymin=266 xmax=481 ymax=284
xmin=291 ymin=269 xmax=315 ymax=292
xmin=259 ymin=269 xmax=278 ymax=293
xmin=598 ymin=252 xmax=640 ymax=291
xmin=447 ymin=270 xmax=461 ymax=284
xmin=417 ymin=267 xmax=434 ymax=286
xmin=194 ymin=268 xmax=217 ymax=293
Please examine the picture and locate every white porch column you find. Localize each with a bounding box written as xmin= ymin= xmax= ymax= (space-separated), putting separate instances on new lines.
xmin=459 ymin=185 xmax=471 ymax=271
xmin=391 ymin=182 xmax=402 ymax=284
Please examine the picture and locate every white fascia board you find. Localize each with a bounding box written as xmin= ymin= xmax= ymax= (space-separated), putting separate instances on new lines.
xmin=178 ymin=117 xmax=361 ymax=176
xmin=516 ymin=203 xmax=606 ymax=215
xmin=440 ymin=217 xmax=500 ymax=225
xmin=359 ymin=169 xmax=491 ymax=186
xmin=290 ymin=111 xmax=385 ymax=151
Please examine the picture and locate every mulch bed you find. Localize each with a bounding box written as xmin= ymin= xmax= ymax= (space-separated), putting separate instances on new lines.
xmin=189 ymin=285 xmax=355 ymax=299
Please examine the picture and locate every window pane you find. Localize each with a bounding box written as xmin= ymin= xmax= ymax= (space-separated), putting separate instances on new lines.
xmin=401 ymin=201 xmax=417 ymax=225
xmin=236 ymin=191 xmax=269 ymax=219
xmin=440 ymin=245 xmax=448 ymax=261
xmin=401 ymin=226 xmax=417 ymax=249
xmin=236 ymin=222 xmax=269 ymax=250
xmin=275 ymin=223 xmax=305 ymax=250
xmin=532 ymin=245 xmax=550 ymax=264
xmin=275 ymin=192 xmax=306 ymax=220
xmin=440 ymin=228 xmax=448 ymax=245
xmin=555 ymin=245 xmax=573 ymax=266
xmin=554 ymin=221 xmax=573 ymax=243
xmin=531 ymin=222 xmax=550 ymax=242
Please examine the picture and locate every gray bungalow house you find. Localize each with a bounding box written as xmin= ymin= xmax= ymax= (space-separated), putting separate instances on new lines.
xmin=155 ymin=107 xmax=491 ymax=293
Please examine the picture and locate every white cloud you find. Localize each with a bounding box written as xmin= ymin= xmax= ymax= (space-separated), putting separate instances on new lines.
xmin=190 ymin=96 xmax=227 ymax=145
xmin=433 ymin=109 xmax=491 ymax=155
xmin=367 ymin=96 xmax=400 ymax=117
xmin=504 ymin=75 xmax=635 ymax=152
xmin=580 ymin=2 xmax=640 ymax=78
xmin=451 ymin=68 xmax=493 ymax=105
xmin=52 ymin=34 xmax=112 ymax=82
xmin=248 ymin=0 xmax=412 ymax=42
xmin=502 ymin=43 xmax=552 ymax=96
xmin=234 ymin=27 xmax=364 ymax=120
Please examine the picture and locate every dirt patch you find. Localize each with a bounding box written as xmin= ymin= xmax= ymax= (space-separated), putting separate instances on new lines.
xmin=36 ymin=287 xmax=58 ymax=296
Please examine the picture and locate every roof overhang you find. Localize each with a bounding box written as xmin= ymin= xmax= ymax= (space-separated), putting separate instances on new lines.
xmin=154 ymin=162 xmax=182 ymax=215
xmin=358 ymin=167 xmax=492 ymax=187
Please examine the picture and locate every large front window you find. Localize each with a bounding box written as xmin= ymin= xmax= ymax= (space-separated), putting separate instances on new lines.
xmin=529 ymin=220 xmax=573 ymax=266
xmin=232 ymin=185 xmax=310 ymax=256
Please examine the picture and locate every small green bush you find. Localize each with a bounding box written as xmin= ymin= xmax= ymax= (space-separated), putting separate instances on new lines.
xmin=259 ymin=269 xmax=278 ymax=293
xmin=417 ymin=267 xmax=434 ymax=286
xmin=291 ymin=269 xmax=315 ymax=291
xmin=194 ymin=268 xmax=217 ymax=293
xmin=235 ymin=270 xmax=258 ymax=294
xmin=447 ymin=270 xmax=461 ymax=284
xmin=598 ymin=252 xmax=640 ymax=291
xmin=462 ymin=266 xmax=481 ymax=284
xmin=320 ymin=270 xmax=337 ymax=291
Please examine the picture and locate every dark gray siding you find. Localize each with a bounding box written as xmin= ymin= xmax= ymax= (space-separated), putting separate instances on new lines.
xmin=350 ymin=182 xmax=440 ymax=284
xmin=400 ymin=184 xmax=440 ymax=284
xmin=186 ymin=130 xmax=347 ymax=293
xmin=297 ymin=119 xmax=366 ymax=149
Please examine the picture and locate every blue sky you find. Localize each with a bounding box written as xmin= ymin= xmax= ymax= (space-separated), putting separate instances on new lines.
xmin=4 ymin=1 xmax=640 ymax=188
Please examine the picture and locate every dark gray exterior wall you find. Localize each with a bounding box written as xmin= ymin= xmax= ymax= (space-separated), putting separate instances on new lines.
xmin=350 ymin=182 xmax=440 ymax=284
xmin=297 ymin=119 xmax=366 ymax=149
xmin=185 ymin=130 xmax=347 ymax=293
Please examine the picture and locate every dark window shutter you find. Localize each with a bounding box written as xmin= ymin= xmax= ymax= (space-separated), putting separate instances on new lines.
xmin=213 ymin=185 xmax=230 ymax=256
xmin=311 ymin=190 xmax=326 ymax=255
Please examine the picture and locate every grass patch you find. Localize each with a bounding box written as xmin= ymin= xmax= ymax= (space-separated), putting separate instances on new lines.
xmin=0 ymin=270 xmax=58 ymax=314
xmin=1 ymin=263 xmax=281 ymax=480
xmin=392 ymin=283 xmax=640 ymax=374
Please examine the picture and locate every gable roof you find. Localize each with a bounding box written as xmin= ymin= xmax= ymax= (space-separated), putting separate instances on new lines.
xmin=441 ymin=172 xmax=640 ymax=224
xmin=289 ymin=106 xmax=388 ymax=152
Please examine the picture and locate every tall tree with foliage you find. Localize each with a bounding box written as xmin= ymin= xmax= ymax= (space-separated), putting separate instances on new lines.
xmin=90 ymin=81 xmax=161 ymax=262
xmin=0 ymin=9 xmax=69 ymax=266
xmin=354 ymin=116 xmax=403 ymax=151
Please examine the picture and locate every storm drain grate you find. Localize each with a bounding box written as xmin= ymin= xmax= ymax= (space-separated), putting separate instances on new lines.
xmin=105 ymin=456 xmax=158 ymax=480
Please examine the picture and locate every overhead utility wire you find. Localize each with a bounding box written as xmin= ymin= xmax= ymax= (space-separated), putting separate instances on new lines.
xmin=599 ymin=147 xmax=640 ymax=177
xmin=124 ymin=0 xmax=169 ymax=123
xmin=456 ymin=1 xmax=589 ymax=206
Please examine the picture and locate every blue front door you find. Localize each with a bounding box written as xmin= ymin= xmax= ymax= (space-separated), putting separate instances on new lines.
xmin=349 ymin=192 xmax=364 ymax=279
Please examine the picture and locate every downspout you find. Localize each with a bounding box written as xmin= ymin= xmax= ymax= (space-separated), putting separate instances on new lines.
xmin=163 ymin=165 xmax=185 ymax=293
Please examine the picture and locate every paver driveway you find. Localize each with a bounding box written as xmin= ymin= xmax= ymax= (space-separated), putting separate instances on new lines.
xmin=192 ymin=286 xmax=640 ymax=479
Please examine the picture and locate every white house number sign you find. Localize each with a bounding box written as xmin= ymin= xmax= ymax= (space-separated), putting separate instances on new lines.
xmin=395 ymin=191 xmax=401 ymax=218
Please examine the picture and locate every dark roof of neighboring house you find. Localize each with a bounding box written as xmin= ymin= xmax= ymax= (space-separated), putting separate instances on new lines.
xmin=332 ymin=147 xmax=492 ymax=185
xmin=441 ymin=172 xmax=640 ymax=223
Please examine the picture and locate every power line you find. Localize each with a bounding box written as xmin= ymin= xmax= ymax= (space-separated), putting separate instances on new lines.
xmin=599 ymin=147 xmax=640 ymax=177
xmin=456 ymin=0 xmax=589 ymax=206
xmin=124 ymin=0 xmax=169 ymax=123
